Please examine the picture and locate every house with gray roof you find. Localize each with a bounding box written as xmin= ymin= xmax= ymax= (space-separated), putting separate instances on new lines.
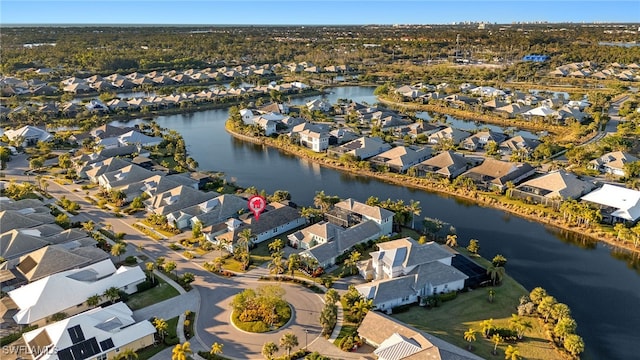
xmin=369 ymin=146 xmax=432 ymax=173
xmin=462 ymin=158 xmax=535 ymax=191
xmin=328 ymin=136 xmax=392 ymax=160
xmin=356 ymin=237 xmax=467 ymax=312
xmin=414 ymin=151 xmax=474 ymax=179
xmin=428 ymin=127 xmax=471 ymax=146
xmin=0 ymin=230 xmax=50 ymax=260
xmin=589 ymin=151 xmax=638 ymax=177
xmin=332 ymin=198 xmax=394 ymax=235
xmin=84 ymin=157 xmax=132 ymax=183
xmin=4 ymin=126 xmax=52 ymax=146
xmin=146 ymin=185 xmax=218 ymax=217
xmin=358 ymin=311 xmax=483 ymax=360
xmin=460 ymin=130 xmax=507 ymax=151
xmin=511 ymin=170 xmax=596 ymax=206
xmin=97 ymin=164 xmax=155 ymax=192
xmin=167 ymin=194 xmax=246 ymax=229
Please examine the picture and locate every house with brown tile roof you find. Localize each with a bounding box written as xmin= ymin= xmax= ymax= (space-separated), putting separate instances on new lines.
xmin=589 ymin=151 xmax=638 ymax=176
xmin=511 ymin=170 xmax=596 ymax=206
xmin=462 ymin=158 xmax=535 ymax=191
xmin=414 ymin=151 xmax=474 ymax=179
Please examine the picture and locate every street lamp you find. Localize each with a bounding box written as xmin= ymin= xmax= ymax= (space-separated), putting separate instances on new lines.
xmin=304 ymin=329 xmax=309 ymax=351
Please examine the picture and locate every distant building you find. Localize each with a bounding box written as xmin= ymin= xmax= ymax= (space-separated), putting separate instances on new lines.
xmin=522 ymin=54 xmax=550 ymax=62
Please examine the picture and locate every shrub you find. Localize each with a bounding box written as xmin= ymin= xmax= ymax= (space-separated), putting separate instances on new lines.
xmin=124 ymin=256 xmax=137 ymax=265
xmin=136 ymin=280 xmax=157 ymax=292
xmin=164 ymin=336 xmax=180 ymax=346
xmin=0 ymin=325 xmax=38 ymax=346
xmin=391 ymin=304 xmax=412 ymax=314
xmin=438 ymin=291 xmax=458 ymax=302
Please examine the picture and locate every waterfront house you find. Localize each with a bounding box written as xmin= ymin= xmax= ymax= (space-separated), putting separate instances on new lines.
xmin=589 ymin=151 xmax=638 ymax=176
xmin=356 ymin=238 xmax=468 ymax=311
xmin=306 ymin=99 xmax=331 ymax=112
xmin=462 ymin=158 xmax=535 ymax=191
xmin=581 ymin=184 xmax=640 ymax=224
xmin=413 ymin=151 xmax=474 ymax=179
xmin=332 ymin=198 xmax=394 ymax=235
xmin=511 ymin=170 xmax=596 ymax=206
xmin=428 ymin=127 xmax=471 ymax=146
xmin=369 ymin=146 xmax=432 ymax=173
xmin=358 ymin=311 xmax=483 ymax=360
xmin=20 ymin=302 xmax=155 ymax=360
xmin=460 ymin=130 xmax=507 ymax=151
xmin=499 ymin=135 xmax=541 ymax=157
xmin=146 ymin=185 xmax=218 ymax=217
xmin=5 ymin=259 xmax=145 ymax=325
xmin=167 ymin=194 xmax=246 ymax=229
xmin=298 ymin=127 xmax=330 ymax=152
xmin=328 ymin=136 xmax=392 ymax=160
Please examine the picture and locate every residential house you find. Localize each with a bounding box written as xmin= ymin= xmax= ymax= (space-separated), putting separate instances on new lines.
xmin=462 ymin=158 xmax=535 ymax=191
xmin=428 ymin=127 xmax=471 ymax=145
xmin=79 ymin=156 xmax=132 ymax=181
xmin=358 ymin=311 xmax=483 ymax=360
xmin=499 ymin=135 xmax=541 ymax=157
xmin=356 ymin=238 xmax=468 ymax=311
xmin=460 ymin=130 xmax=507 ymax=151
xmin=21 ymin=302 xmax=155 ymax=360
xmin=97 ymin=164 xmax=155 ymax=192
xmin=328 ymin=137 xmax=392 ymax=160
xmin=589 ymin=151 xmax=638 ymax=176
xmin=146 ymin=185 xmax=218 ymax=217
xmin=0 ymin=209 xmax=55 ymax=233
xmin=306 ymin=99 xmax=331 ymax=112
xmin=254 ymin=117 xmax=279 ymax=136
xmin=1 ymin=230 xmax=51 ymax=260
xmin=211 ymin=202 xmax=305 ymax=250
xmin=581 ymin=184 xmax=640 ymax=224
xmin=328 ymin=128 xmax=358 ymax=145
xmin=369 ymin=146 xmax=432 ymax=173
xmin=414 ymin=151 xmax=473 ymax=179
xmin=331 ymin=198 xmax=394 ymax=235
xmin=5 ymin=259 xmax=145 ymax=325
xmin=511 ymin=170 xmax=596 ymax=206
xmin=4 ymin=126 xmax=52 ymax=146
xmin=495 ymin=103 xmax=531 ymax=118
xmin=298 ymin=220 xmax=382 ymax=269
xmin=167 ymin=194 xmax=246 ymax=229
xmin=293 ymin=123 xmax=330 ymax=152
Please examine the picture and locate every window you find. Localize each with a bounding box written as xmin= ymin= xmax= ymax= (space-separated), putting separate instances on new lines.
xmin=97 ymin=354 xmax=107 ymax=360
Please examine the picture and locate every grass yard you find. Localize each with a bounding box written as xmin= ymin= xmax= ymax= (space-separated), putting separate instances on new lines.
xmin=392 ymin=272 xmax=560 ymax=360
xmin=125 ymin=278 xmax=180 ymax=310
xmin=136 ymin=316 xmax=179 ymax=360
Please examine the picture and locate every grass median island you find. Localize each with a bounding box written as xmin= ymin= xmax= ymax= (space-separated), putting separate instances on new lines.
xmin=231 ymin=284 xmax=292 ymax=333
xmin=392 ymin=251 xmax=558 ymax=359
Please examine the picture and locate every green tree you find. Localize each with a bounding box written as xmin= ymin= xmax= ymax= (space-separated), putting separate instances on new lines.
xmin=279 ymin=332 xmax=299 ymax=359
xmin=563 ymin=334 xmax=585 ymax=356
xmin=171 ymin=341 xmax=192 ymax=360
xmin=445 ymin=234 xmax=458 ymax=247
xmin=463 ymin=328 xmax=477 ymax=351
xmin=86 ymin=294 xmax=101 ymax=307
xmin=192 ymin=220 xmax=202 ymax=239
xmin=210 ymin=342 xmax=224 ymax=358
xmin=486 ymin=264 xmax=506 ymax=286
xmin=467 ymin=239 xmax=480 ymax=255
xmin=350 ymin=298 xmax=373 ymax=324
xmin=551 ymin=302 xmax=571 ymax=322
xmin=325 ymin=288 xmax=340 ymax=305
xmin=480 ymin=318 xmax=495 ymax=338
xmin=268 ymin=239 xmax=284 ymax=254
xmin=103 ymin=287 xmax=120 ymax=303
xmin=537 ymin=295 xmax=558 ymax=322
xmin=343 ymin=250 xmax=361 ymax=276
xmin=146 ymin=262 xmax=155 ymax=282
xmin=29 ymin=157 xmax=44 ymax=170
xmin=504 ymin=345 xmax=521 ymax=360
xmin=153 ymin=318 xmax=168 ymax=340
xmin=492 ymin=254 xmax=507 ymax=267
xmin=491 ymin=333 xmax=504 ymax=355
xmin=287 ymin=254 xmax=301 ymax=280
xmin=529 ymin=287 xmax=548 ymax=305
xmin=319 ymin=303 xmax=338 ymax=336
xmin=508 ymin=314 xmax=532 ymax=340
xmin=262 ymin=341 xmax=279 ymax=360
xmin=111 ymin=242 xmax=126 ymax=263
xmin=115 ymin=348 xmax=138 ymax=360
xmin=268 ymin=253 xmax=285 ymax=277
xmin=554 ymin=317 xmax=577 ymax=342
xmin=164 ymin=261 xmax=177 ymax=276
xmin=58 ymin=153 xmax=72 ymax=169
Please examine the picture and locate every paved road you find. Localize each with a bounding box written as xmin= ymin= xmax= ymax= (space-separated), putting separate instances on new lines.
xmin=9 ymin=171 xmax=334 ymax=359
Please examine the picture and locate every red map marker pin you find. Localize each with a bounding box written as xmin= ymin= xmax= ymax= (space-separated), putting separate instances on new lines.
xmin=248 ymin=195 xmax=267 ymax=221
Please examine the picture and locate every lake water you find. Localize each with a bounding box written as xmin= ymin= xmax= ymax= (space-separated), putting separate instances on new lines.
xmin=112 ymin=86 xmax=640 ymax=359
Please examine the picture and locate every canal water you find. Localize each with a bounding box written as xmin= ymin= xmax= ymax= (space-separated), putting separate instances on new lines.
xmin=113 ymin=86 xmax=640 ymax=359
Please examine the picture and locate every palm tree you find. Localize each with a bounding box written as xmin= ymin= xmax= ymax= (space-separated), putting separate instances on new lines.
xmin=408 ymin=200 xmax=421 ymax=229
xmin=488 ymin=288 xmax=496 ymax=303
xmin=445 ymin=234 xmax=458 ymax=248
xmin=508 ymin=314 xmax=532 ymax=340
xmin=153 ymin=318 xmax=168 ymax=340
xmin=145 ymin=262 xmax=155 ymax=283
xmin=111 ymin=242 xmax=127 ymax=264
xmin=313 ymin=190 xmax=330 ymax=212
xmin=343 ymin=250 xmax=361 ymax=276
xmin=504 ymin=345 xmax=521 ymax=360
xmin=463 ymin=328 xmax=477 ymax=351
xmin=103 ymin=287 xmax=120 ymax=303
xmin=210 ymin=342 xmax=224 ymax=358
xmin=164 ymin=261 xmax=177 ymax=277
xmin=279 ymin=332 xmax=299 ymax=359
xmin=86 ymin=294 xmax=101 ymax=307
xmin=262 ymin=341 xmax=279 ymax=359
xmin=480 ymin=318 xmax=495 ymax=338
xmin=268 ymin=254 xmax=285 ymax=277
xmin=287 ymin=254 xmax=301 ymax=280
xmin=116 ymin=348 xmax=138 ymax=360
xmin=83 ymin=220 xmax=95 ymax=233
xmin=238 ymin=229 xmax=253 ymax=269
xmin=350 ymin=298 xmax=373 ymax=324
xmin=268 ymin=239 xmax=283 ymax=254
xmin=491 ymin=334 xmax=503 ymax=355
xmin=486 ymin=265 xmax=506 ymax=286
xmin=171 ymin=341 xmax=192 ymax=360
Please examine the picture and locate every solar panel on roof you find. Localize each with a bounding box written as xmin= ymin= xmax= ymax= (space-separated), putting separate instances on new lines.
xmin=58 ymin=337 xmax=101 ymax=360
xmin=99 ymin=338 xmax=115 ymax=351
xmin=68 ymin=325 xmax=85 ymax=344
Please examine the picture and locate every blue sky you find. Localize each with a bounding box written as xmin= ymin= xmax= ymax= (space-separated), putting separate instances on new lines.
xmin=1 ymin=1 xmax=639 ymax=25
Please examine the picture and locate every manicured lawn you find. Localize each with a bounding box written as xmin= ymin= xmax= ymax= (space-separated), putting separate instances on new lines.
xmin=136 ymin=316 xmax=179 ymax=360
xmin=125 ymin=278 xmax=180 ymax=310
xmin=334 ymin=323 xmax=358 ymax=344
xmin=391 ymin=256 xmax=559 ymax=360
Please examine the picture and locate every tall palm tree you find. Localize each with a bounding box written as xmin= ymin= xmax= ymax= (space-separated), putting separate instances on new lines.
xmin=111 ymin=242 xmax=126 ymax=263
xmin=350 ymin=298 xmax=373 ymax=324
xmin=408 ymin=200 xmax=421 ymax=229
xmin=153 ymin=318 xmax=168 ymax=340
xmin=287 ymin=254 xmax=301 ymax=280
xmin=480 ymin=318 xmax=495 ymax=338
xmin=268 ymin=239 xmax=283 ymax=254
xmin=210 ymin=342 xmax=224 ymax=358
xmin=268 ymin=254 xmax=285 ymax=277
xmin=504 ymin=345 xmax=521 ymax=360
xmin=262 ymin=341 xmax=278 ymax=360
xmin=145 ymin=262 xmax=155 ymax=283
xmin=463 ymin=328 xmax=477 ymax=351
xmin=486 ymin=265 xmax=506 ymax=286
xmin=343 ymin=251 xmax=361 ymax=276
xmin=279 ymin=332 xmax=298 ymax=359
xmin=103 ymin=287 xmax=120 ymax=303
xmin=491 ymin=334 xmax=503 ymax=355
xmin=445 ymin=234 xmax=458 ymax=248
xmin=86 ymin=294 xmax=101 ymax=307
xmin=313 ymin=190 xmax=330 ymax=212
xmin=171 ymin=341 xmax=192 ymax=360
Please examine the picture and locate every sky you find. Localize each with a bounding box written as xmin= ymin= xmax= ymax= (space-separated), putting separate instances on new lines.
xmin=1 ymin=0 xmax=639 ymax=25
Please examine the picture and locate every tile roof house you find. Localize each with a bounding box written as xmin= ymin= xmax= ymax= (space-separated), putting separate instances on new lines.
xmin=462 ymin=158 xmax=536 ymax=191
xmin=356 ymin=238 xmax=468 ymax=311
xmin=167 ymin=194 xmax=247 ymax=229
xmin=21 ymin=302 xmax=155 ymax=360
xmin=146 ymin=185 xmax=218 ymax=216
xmin=460 ymin=130 xmax=507 ymax=151
xmin=4 ymin=126 xmax=52 ymax=146
xmin=0 ymin=230 xmax=50 ymax=260
xmin=589 ymin=151 xmax=638 ymax=177
xmin=6 ymin=259 xmax=145 ymax=325
xmin=97 ymin=164 xmax=155 ymax=192
xmin=211 ymin=202 xmax=305 ymax=249
xmin=84 ymin=157 xmax=132 ymax=183
xmin=328 ymin=136 xmax=392 ymax=160
xmin=414 ymin=151 xmax=474 ymax=179
xmin=369 ymin=146 xmax=432 ymax=173
xmin=512 ymin=170 xmax=596 ymax=205
xmin=581 ymin=184 xmax=640 ymax=223
xmin=333 ymin=198 xmax=395 ymax=235
xmin=499 ymin=135 xmax=541 ymax=157
xmin=428 ymin=127 xmax=471 ymax=145
xmin=358 ymin=311 xmax=483 ymax=360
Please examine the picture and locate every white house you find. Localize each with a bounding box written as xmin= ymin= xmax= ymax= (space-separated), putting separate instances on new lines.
xmin=7 ymin=259 xmax=145 ymax=325
xmin=356 ymin=238 xmax=467 ymax=312
xmin=333 ymin=198 xmax=394 ymax=235
xmin=581 ymin=184 xmax=640 ymax=223
xmin=299 ymin=128 xmax=329 ymax=152
xmin=329 ymin=137 xmax=392 ymax=160
xmin=4 ymin=126 xmax=52 ymax=146
xmin=240 ymin=109 xmax=254 ymax=124
xmin=21 ymin=302 xmax=155 ymax=360
xmin=589 ymin=151 xmax=638 ymax=176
